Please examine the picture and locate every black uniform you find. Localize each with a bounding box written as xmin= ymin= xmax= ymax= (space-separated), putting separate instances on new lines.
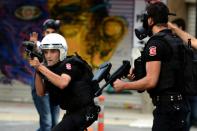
xmin=42 ymin=58 xmax=99 ymax=131
xmin=143 ymin=29 xmax=189 ymax=131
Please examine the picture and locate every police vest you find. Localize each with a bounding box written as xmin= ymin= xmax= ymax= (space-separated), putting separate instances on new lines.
xmin=146 ymin=31 xmax=183 ymax=96
xmin=46 ymin=55 xmax=97 ymax=111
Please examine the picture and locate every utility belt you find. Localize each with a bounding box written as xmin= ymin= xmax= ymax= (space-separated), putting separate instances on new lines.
xmin=152 ymin=94 xmax=183 ymax=106
xmin=66 ymin=102 xmax=100 ymax=114
xmin=66 ymin=103 xmax=101 ymax=130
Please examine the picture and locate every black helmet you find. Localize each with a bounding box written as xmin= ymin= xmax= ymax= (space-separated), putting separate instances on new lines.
xmin=42 ymin=19 xmax=60 ymax=31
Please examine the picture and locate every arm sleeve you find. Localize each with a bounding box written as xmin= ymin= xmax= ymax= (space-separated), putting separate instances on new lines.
xmin=144 ymin=39 xmax=169 ymax=62
xmin=60 ymin=62 xmax=82 ymax=80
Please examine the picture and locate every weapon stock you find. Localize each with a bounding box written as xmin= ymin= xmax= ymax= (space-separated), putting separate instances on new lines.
xmin=94 ymin=60 xmax=131 ymax=97
xmin=23 ymin=41 xmax=43 ymax=62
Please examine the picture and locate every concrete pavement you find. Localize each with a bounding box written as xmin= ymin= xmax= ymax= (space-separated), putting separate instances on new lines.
xmin=0 ymin=90 xmax=197 ymax=131
xmin=0 ymin=82 xmax=154 ymax=130
xmin=0 ymin=100 xmax=153 ymax=131
xmin=0 ymin=101 xmax=197 ymax=131
xmin=0 ymin=100 xmax=152 ymax=125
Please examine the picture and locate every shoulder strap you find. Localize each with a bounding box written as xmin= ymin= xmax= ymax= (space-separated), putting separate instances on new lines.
xmin=144 ymin=32 xmax=173 ymax=55
xmin=67 ymin=53 xmax=100 ymax=94
xmin=66 ymin=53 xmax=93 ymax=77
xmin=72 ymin=53 xmax=92 ymax=71
xmin=147 ymin=32 xmax=168 ymax=46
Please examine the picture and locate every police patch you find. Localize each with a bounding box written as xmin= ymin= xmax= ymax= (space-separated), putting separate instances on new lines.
xmin=149 ymin=46 xmax=157 ymax=56
xmin=66 ymin=63 xmax=72 ymax=70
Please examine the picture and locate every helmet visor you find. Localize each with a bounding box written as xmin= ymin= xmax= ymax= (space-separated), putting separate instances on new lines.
xmin=40 ymin=43 xmax=65 ymax=50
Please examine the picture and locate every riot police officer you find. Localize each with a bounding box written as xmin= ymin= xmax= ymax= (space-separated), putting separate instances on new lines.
xmin=29 ymin=33 xmax=99 ymax=131
xmin=113 ymin=2 xmax=189 ymax=131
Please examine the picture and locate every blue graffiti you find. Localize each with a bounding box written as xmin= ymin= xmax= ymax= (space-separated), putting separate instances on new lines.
xmin=0 ymin=0 xmax=48 ymax=85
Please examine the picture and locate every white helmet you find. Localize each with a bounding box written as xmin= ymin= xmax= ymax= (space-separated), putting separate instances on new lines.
xmin=40 ymin=33 xmax=68 ymax=61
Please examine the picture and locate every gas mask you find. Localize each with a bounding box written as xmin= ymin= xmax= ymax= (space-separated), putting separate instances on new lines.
xmin=134 ymin=12 xmax=153 ymax=40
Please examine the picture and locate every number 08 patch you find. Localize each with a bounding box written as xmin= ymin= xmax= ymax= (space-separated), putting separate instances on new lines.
xmin=149 ymin=46 xmax=157 ymax=56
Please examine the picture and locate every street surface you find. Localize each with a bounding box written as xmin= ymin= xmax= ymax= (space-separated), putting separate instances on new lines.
xmin=0 ymin=101 xmax=196 ymax=131
xmin=0 ymin=101 xmax=151 ymax=131
xmin=0 ymin=121 xmax=150 ymax=131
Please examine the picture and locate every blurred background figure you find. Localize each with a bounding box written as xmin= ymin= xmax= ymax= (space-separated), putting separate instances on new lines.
xmin=171 ymin=18 xmax=186 ymax=31
xmin=171 ymin=17 xmax=197 ymax=131
xmin=29 ymin=19 xmax=61 ymax=131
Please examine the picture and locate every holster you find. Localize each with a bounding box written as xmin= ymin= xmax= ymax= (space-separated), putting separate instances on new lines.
xmin=84 ymin=105 xmax=101 ymax=128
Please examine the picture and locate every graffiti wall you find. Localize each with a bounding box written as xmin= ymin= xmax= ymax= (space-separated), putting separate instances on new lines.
xmin=0 ymin=0 xmax=49 ymax=85
xmin=48 ymin=0 xmax=129 ymax=67
xmin=0 ymin=0 xmax=131 ymax=87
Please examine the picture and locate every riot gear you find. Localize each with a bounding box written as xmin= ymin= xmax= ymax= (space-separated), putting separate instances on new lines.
xmin=135 ymin=4 xmax=175 ymax=40
xmin=40 ymin=33 xmax=68 ymax=61
xmin=134 ymin=12 xmax=152 ymax=40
